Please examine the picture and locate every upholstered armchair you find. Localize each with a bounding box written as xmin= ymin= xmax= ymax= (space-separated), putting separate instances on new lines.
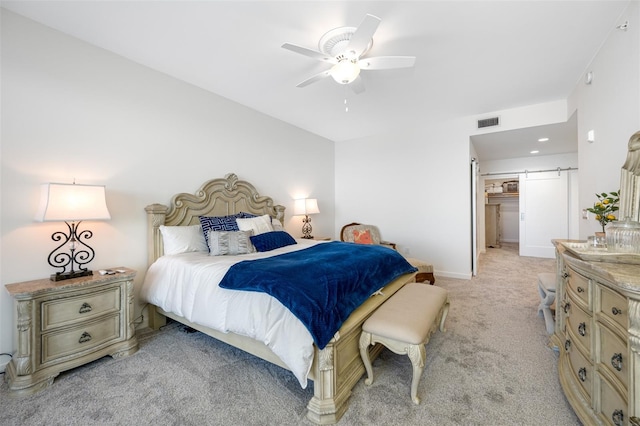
xmin=339 ymin=222 xmax=435 ymax=284
xmin=340 ymin=223 xmax=397 ymax=250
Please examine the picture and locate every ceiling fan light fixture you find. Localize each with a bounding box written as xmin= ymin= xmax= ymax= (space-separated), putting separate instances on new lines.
xmin=331 ymin=60 xmax=360 ymax=84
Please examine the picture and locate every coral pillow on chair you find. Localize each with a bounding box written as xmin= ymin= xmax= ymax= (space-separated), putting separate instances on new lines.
xmin=353 ymin=229 xmax=373 ymax=245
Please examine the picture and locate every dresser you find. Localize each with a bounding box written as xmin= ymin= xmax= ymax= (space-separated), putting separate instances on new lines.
xmin=4 ymin=268 xmax=138 ymax=395
xmin=552 ymin=241 xmax=640 ymax=426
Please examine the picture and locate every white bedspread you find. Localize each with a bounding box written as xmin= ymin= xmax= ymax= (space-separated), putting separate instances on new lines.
xmin=140 ymin=239 xmax=323 ymax=388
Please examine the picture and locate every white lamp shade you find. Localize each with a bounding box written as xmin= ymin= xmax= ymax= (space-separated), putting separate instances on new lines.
xmin=294 ymin=198 xmax=320 ymax=216
xmin=35 ymin=183 xmax=111 ymax=222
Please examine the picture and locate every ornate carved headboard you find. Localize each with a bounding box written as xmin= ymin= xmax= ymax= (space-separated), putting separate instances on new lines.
xmin=145 ymin=173 xmax=285 ymax=265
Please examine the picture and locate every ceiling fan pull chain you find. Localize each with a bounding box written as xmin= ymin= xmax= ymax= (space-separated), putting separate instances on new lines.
xmin=344 ymin=86 xmax=349 ymax=112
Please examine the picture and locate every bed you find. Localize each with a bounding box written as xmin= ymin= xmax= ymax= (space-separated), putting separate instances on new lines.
xmin=142 ymin=173 xmax=418 ymax=424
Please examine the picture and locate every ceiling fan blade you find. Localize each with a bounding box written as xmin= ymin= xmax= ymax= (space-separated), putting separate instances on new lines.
xmin=296 ymin=69 xmax=332 ymax=87
xmin=358 ymin=56 xmax=416 ymax=70
xmin=282 ymin=43 xmax=336 ymax=63
xmin=345 ymin=14 xmax=381 ymax=58
xmin=350 ymin=76 xmax=365 ymax=94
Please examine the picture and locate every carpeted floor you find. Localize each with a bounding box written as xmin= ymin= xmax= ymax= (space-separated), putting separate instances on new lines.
xmin=0 ymin=243 xmax=581 ymax=425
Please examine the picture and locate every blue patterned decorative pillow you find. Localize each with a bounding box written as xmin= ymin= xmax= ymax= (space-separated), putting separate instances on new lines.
xmin=199 ymin=212 xmax=259 ymax=250
xmin=250 ymin=231 xmax=297 ymax=252
xmin=199 ymin=214 xmax=241 ymax=249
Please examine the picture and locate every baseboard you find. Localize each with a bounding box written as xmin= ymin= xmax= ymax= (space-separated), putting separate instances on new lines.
xmin=435 ymin=270 xmax=472 ymax=280
xmin=0 ymin=357 xmax=10 ymax=374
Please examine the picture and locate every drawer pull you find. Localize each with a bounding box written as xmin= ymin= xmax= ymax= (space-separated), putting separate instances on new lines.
xmin=79 ymin=302 xmax=93 ymax=314
xmin=564 ymin=302 xmax=571 ymax=314
xmin=578 ymin=322 xmax=586 ymax=337
xmin=612 ymin=307 xmax=622 ymax=316
xmin=630 ymin=416 xmax=640 ymax=426
xmin=563 ymin=272 xmax=569 ymax=279
xmin=565 ymin=339 xmax=571 ymax=351
xmin=612 ymin=409 xmax=624 ymax=426
xmin=577 ymin=286 xmax=584 ymax=293
xmin=78 ymin=331 xmax=92 ymax=344
xmin=611 ymin=353 xmax=623 ymax=372
xmin=578 ymin=367 xmax=587 ymax=382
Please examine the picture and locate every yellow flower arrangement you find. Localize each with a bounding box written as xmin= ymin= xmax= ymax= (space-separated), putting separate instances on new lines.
xmin=586 ymin=191 xmax=619 ymax=233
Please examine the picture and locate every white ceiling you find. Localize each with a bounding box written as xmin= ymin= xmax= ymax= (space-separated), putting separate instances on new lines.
xmin=471 ymin=112 xmax=578 ymax=161
xmin=1 ymin=1 xmax=630 ymax=160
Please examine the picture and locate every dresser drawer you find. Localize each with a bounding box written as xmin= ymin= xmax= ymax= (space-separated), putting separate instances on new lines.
xmin=598 ymin=285 xmax=628 ymax=331
xmin=566 ymin=301 xmax=592 ymax=356
xmin=41 ymin=314 xmax=121 ymax=365
xmin=597 ymin=323 xmax=629 ymax=391
xmin=41 ymin=286 xmax=121 ymax=331
xmin=567 ymin=337 xmax=593 ymax=400
xmin=596 ymin=373 xmax=628 ymax=426
xmin=566 ymin=266 xmax=590 ymax=309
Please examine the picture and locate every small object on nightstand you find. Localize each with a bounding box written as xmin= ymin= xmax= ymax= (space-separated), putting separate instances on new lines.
xmin=4 ymin=268 xmax=138 ymax=395
xmin=312 ymin=236 xmax=331 ymax=241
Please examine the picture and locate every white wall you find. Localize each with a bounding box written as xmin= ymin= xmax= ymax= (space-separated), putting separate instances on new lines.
xmin=335 ymin=118 xmax=475 ymax=280
xmin=0 ymin=11 xmax=335 ymax=362
xmin=568 ymin=1 xmax=640 ymax=238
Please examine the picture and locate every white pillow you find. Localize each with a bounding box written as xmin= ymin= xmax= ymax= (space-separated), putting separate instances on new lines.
xmin=208 ymin=230 xmax=254 ymax=256
xmin=236 ymin=214 xmax=274 ymax=236
xmin=160 ymin=225 xmax=208 ymax=255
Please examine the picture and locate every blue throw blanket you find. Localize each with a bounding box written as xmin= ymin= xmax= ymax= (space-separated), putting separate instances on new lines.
xmin=218 ymin=241 xmax=418 ymax=349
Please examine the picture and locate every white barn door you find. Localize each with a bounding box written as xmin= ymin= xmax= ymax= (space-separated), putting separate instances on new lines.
xmin=519 ymin=171 xmax=569 ymax=258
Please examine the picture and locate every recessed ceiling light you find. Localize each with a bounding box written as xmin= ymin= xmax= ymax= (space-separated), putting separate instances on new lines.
xmin=530 ymin=150 xmax=539 ymax=154
xmin=538 ymin=138 xmax=549 ymax=142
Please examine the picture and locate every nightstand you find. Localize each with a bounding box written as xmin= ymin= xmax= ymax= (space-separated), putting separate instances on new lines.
xmin=4 ymin=268 xmax=139 ymax=395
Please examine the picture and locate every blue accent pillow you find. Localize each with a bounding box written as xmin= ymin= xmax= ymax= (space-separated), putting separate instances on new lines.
xmin=250 ymin=231 xmax=297 ymax=252
xmin=199 ymin=212 xmax=256 ymax=249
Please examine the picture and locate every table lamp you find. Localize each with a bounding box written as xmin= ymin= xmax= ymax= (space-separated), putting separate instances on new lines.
xmin=35 ymin=182 xmax=111 ymax=281
xmin=294 ymin=198 xmax=320 ymax=239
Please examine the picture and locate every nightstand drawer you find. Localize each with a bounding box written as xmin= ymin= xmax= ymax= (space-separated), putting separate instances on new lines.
xmin=41 ymin=314 xmax=121 ymax=365
xmin=42 ymin=286 xmax=121 ymax=331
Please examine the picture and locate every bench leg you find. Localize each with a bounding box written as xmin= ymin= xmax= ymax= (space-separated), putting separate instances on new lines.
xmin=415 ymin=272 xmax=435 ymax=285
xmin=407 ymin=344 xmax=426 ymax=405
xmin=359 ymin=331 xmax=375 ymax=385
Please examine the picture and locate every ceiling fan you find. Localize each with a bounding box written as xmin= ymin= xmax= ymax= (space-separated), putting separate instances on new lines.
xmin=282 ymin=14 xmax=416 ymax=94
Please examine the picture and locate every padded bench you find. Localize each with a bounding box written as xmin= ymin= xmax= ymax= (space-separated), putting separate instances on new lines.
xmin=359 ymin=283 xmax=449 ymax=404
xmin=405 ymin=257 xmax=435 ymax=284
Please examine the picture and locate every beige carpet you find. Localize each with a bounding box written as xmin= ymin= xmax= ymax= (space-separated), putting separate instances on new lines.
xmin=0 ymin=243 xmax=580 ymax=425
